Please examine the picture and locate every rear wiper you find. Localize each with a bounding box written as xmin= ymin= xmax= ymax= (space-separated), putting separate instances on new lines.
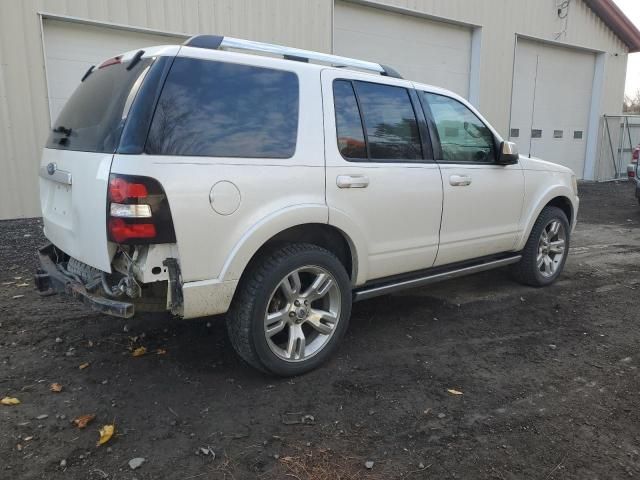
xmin=53 ymin=125 xmax=72 ymax=136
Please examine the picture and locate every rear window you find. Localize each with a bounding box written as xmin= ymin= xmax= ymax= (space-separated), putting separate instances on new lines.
xmin=46 ymin=58 xmax=152 ymax=153
xmin=145 ymin=57 xmax=299 ymax=158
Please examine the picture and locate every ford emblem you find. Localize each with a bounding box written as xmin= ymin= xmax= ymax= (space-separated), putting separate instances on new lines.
xmin=46 ymin=162 xmax=57 ymax=176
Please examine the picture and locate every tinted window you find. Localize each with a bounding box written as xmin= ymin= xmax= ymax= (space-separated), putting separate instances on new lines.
xmin=354 ymin=82 xmax=422 ymax=161
xmin=46 ymin=58 xmax=152 ymax=153
xmin=423 ymin=92 xmax=496 ymax=163
xmin=146 ymin=58 xmax=299 ymax=158
xmin=333 ymin=80 xmax=367 ymax=159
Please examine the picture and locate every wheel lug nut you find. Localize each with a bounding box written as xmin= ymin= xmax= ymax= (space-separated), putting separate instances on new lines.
xmin=294 ymin=300 xmax=300 ymax=306
xmin=289 ymin=311 xmax=295 ymax=317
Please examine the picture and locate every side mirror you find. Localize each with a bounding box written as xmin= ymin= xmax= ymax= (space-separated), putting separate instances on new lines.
xmin=497 ymin=141 xmax=519 ymax=165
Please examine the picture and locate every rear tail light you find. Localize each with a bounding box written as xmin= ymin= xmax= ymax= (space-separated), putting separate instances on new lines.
xmin=633 ymin=147 xmax=639 ymax=162
xmin=107 ymin=174 xmax=176 ymax=244
xmin=629 ymin=170 xmax=636 ymax=178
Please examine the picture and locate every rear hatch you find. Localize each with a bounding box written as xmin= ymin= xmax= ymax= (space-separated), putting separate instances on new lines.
xmin=40 ymin=53 xmax=155 ymax=271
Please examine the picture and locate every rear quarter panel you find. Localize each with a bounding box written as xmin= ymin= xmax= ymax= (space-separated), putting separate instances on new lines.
xmin=111 ymin=52 xmax=327 ymax=284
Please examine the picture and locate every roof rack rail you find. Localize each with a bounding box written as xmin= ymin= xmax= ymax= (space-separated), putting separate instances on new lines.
xmin=183 ymin=35 xmax=403 ymax=79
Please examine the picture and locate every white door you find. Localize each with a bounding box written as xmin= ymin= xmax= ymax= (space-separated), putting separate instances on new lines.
xmin=420 ymin=91 xmax=524 ymax=266
xmin=333 ymin=1 xmax=472 ymax=98
xmin=321 ymin=70 xmax=443 ymax=282
xmin=43 ymin=19 xmax=182 ymax=124
xmin=510 ymin=38 xmax=595 ymax=177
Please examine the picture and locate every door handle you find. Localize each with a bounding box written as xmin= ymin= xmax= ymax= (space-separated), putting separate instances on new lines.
xmin=336 ymin=175 xmax=369 ymax=189
xmin=449 ymin=174 xmax=472 ymax=186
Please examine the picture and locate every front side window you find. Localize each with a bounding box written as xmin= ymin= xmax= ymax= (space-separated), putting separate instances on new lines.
xmin=422 ymin=92 xmax=496 ymax=163
xmin=146 ymin=58 xmax=299 ymax=158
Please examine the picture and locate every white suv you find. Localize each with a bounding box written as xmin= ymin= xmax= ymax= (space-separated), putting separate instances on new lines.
xmin=35 ymin=35 xmax=579 ymax=375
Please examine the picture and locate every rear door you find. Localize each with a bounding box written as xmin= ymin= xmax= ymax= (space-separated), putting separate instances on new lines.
xmin=40 ymin=55 xmax=154 ymax=271
xmin=322 ymin=70 xmax=443 ymax=282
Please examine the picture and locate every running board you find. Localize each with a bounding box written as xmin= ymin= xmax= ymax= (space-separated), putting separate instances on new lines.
xmin=353 ymin=255 xmax=522 ymax=302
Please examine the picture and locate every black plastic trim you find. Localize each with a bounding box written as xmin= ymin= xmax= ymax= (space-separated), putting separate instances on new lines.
xmin=408 ymin=88 xmax=434 ymax=161
xmin=126 ymin=50 xmax=145 ymax=71
xmin=118 ymin=56 xmax=176 ymax=154
xmin=81 ymin=65 xmax=95 ymax=82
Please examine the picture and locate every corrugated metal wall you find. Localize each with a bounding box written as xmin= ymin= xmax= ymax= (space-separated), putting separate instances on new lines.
xmin=345 ymin=0 xmax=628 ymax=136
xmin=0 ymin=0 xmax=332 ymax=219
xmin=0 ymin=0 xmax=630 ymax=218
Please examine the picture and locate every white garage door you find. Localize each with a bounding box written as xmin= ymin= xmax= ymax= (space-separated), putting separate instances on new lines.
xmin=43 ymin=19 xmax=183 ymax=124
xmin=510 ymin=38 xmax=596 ymax=177
xmin=333 ymin=1 xmax=472 ymax=98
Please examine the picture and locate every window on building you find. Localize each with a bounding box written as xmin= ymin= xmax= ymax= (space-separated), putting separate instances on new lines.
xmin=422 ymin=92 xmax=496 ymax=163
xmin=146 ymin=58 xmax=299 ymax=158
xmin=510 ymin=128 xmax=520 ymax=138
xmin=333 ymin=80 xmax=367 ymax=159
xmin=574 ymin=130 xmax=583 ymax=139
xmin=531 ymin=129 xmax=542 ymax=138
xmin=353 ymin=81 xmax=422 ymax=161
xmin=553 ymin=130 xmax=564 ymax=139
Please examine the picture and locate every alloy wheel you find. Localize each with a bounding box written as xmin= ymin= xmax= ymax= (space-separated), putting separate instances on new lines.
xmin=537 ymin=219 xmax=567 ymax=278
xmin=264 ymin=266 xmax=342 ymax=362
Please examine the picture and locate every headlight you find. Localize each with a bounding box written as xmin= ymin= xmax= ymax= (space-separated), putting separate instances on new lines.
xmin=571 ymin=175 xmax=578 ymax=196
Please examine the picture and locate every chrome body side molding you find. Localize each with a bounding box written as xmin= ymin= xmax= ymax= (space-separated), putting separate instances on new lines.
xmin=353 ymin=255 xmax=522 ymax=302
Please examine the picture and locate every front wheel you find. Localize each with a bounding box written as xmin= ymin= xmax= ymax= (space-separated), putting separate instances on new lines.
xmin=511 ymin=206 xmax=570 ymax=287
xmin=226 ymin=243 xmax=352 ymax=376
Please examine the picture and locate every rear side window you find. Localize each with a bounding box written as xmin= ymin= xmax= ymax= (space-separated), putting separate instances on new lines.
xmin=333 ymin=80 xmax=367 ymax=159
xmin=356 ymin=82 xmax=422 ymax=160
xmin=332 ymin=79 xmax=422 ymax=162
xmin=146 ymin=58 xmax=299 ymax=158
xmin=46 ymin=58 xmax=152 ymax=153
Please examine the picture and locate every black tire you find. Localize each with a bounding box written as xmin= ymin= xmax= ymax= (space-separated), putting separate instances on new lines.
xmin=226 ymin=243 xmax=352 ymax=376
xmin=511 ymin=206 xmax=570 ymax=287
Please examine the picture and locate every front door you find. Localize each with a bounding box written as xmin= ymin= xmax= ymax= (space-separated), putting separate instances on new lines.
xmin=419 ymin=91 xmax=524 ymax=266
xmin=321 ymin=70 xmax=443 ymax=283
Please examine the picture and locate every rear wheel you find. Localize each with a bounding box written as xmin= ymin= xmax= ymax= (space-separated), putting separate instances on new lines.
xmin=511 ymin=206 xmax=570 ymax=287
xmin=226 ymin=243 xmax=352 ymax=376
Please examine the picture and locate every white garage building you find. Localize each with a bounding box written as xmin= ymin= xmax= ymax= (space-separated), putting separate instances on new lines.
xmin=1 ymin=0 xmax=639 ymax=219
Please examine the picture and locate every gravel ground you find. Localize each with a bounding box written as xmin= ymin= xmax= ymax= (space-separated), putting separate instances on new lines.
xmin=1 ymin=181 xmax=639 ymax=479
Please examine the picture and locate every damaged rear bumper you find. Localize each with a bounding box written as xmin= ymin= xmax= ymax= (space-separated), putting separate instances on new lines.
xmin=34 ymin=244 xmax=134 ymax=318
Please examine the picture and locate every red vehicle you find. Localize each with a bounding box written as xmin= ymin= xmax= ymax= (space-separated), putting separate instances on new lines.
xmin=628 ymin=144 xmax=639 ymax=179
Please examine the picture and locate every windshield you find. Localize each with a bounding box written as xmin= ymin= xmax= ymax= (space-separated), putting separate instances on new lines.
xmin=46 ymin=57 xmax=152 ymax=153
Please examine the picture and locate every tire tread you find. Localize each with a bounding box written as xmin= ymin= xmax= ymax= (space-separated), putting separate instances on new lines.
xmin=226 ymin=243 xmax=344 ymax=374
xmin=511 ymin=206 xmax=569 ymax=287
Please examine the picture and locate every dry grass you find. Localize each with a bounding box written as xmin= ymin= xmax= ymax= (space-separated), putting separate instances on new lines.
xmin=273 ymin=445 xmax=385 ymax=480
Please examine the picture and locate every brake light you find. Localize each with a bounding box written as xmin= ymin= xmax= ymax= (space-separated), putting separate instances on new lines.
xmin=107 ymin=174 xmax=176 ymax=244
xmin=629 ymin=170 xmax=636 ymax=178
xmin=108 ymin=219 xmax=156 ymax=243
xmin=109 ymin=177 xmax=149 ymax=203
xmin=99 ymin=56 xmax=122 ymax=69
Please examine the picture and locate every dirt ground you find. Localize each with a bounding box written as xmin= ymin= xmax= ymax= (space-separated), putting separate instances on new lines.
xmin=2 ymin=181 xmax=640 ymax=480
